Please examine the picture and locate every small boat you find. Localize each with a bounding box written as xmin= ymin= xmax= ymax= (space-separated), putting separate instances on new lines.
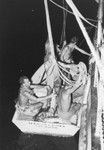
xmin=12 ymin=0 xmax=104 ymax=149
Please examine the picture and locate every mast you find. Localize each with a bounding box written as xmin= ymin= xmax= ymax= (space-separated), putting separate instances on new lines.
xmin=60 ymin=0 xmax=67 ymax=47
xmin=96 ymin=0 xmax=103 ymax=47
xmin=95 ymin=1 xmax=104 ymax=150
xmin=44 ymin=0 xmax=55 ymax=57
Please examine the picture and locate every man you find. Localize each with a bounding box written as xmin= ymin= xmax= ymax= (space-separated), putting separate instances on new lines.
xmin=15 ymin=75 xmax=79 ymax=150
xmin=16 ymin=76 xmax=55 ymax=117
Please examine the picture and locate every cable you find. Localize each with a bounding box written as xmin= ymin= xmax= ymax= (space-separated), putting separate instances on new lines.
xmin=86 ymin=18 xmax=97 ymax=23
xmin=78 ymin=26 xmax=94 ymax=47
xmin=49 ymin=0 xmax=97 ymax=28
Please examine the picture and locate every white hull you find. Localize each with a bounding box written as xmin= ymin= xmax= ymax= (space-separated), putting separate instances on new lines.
xmin=12 ymin=110 xmax=80 ymax=137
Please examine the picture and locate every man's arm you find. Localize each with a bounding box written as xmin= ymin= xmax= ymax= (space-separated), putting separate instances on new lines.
xmin=24 ymin=91 xmax=55 ymax=104
xmin=75 ymin=45 xmax=91 ymax=56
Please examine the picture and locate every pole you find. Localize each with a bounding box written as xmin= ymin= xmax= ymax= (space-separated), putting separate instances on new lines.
xmin=44 ymin=0 xmax=55 ymax=57
xmin=97 ymin=0 xmax=103 ymax=47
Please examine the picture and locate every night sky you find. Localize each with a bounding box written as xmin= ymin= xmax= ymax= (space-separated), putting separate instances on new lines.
xmin=1 ymin=0 xmax=98 ymax=149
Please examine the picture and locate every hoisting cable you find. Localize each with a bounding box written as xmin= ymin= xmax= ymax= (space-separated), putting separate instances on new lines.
xmin=49 ymin=0 xmax=97 ymax=28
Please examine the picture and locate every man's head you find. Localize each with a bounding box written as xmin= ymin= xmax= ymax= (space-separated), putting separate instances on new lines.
xmin=19 ymin=76 xmax=30 ymax=87
xmin=70 ymin=37 xmax=78 ymax=44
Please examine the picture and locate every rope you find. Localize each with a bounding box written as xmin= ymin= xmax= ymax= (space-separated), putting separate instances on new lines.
xmin=49 ymin=0 xmax=97 ymax=28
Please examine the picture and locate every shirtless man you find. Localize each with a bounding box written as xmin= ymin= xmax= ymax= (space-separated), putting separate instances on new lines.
xmin=16 ymin=76 xmax=55 ymax=116
xmin=57 ymin=66 xmax=86 ymax=122
xmin=57 ymin=37 xmax=90 ymax=64
xmin=57 ymin=38 xmax=76 ymax=64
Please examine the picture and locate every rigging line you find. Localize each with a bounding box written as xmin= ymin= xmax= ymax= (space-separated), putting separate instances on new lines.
xmin=58 ymin=63 xmax=71 ymax=74
xmin=58 ymin=61 xmax=73 ymax=69
xmin=86 ymin=18 xmax=97 ymax=23
xmin=59 ymin=68 xmax=75 ymax=85
xmin=49 ymin=0 xmax=97 ymax=28
xmin=75 ymin=45 xmax=91 ymax=56
xmin=78 ymin=26 xmax=94 ymax=47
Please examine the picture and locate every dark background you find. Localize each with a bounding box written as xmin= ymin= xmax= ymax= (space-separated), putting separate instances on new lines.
xmin=1 ymin=0 xmax=98 ymax=149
